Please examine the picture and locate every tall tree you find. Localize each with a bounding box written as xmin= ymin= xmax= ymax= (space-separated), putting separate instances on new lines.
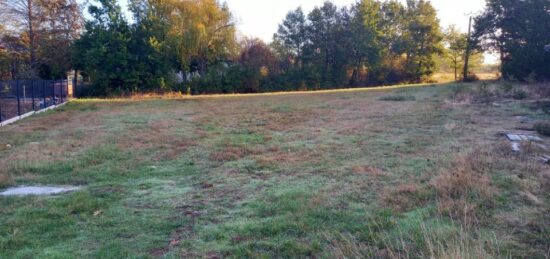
xmin=307 ymin=2 xmax=340 ymax=86
xmin=474 ymin=0 xmax=550 ymax=80
xmin=72 ymin=0 xmax=137 ymax=95
xmin=167 ymin=0 xmax=236 ymax=75
xmin=402 ymin=0 xmax=443 ymax=82
xmin=36 ymin=0 xmax=83 ymax=79
xmin=348 ymin=0 xmax=383 ymax=85
xmin=274 ymin=7 xmax=308 ymax=70
xmin=376 ymin=0 xmax=408 ymax=84
xmin=128 ymin=0 xmax=173 ymax=91
xmin=237 ymin=38 xmax=277 ymax=92
xmin=1 ymin=0 xmax=42 ymax=76
xmin=444 ymin=25 xmax=467 ymax=81
xmin=0 ymin=0 xmax=82 ymax=78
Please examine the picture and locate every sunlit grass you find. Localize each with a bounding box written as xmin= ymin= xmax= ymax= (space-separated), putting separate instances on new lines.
xmin=0 ymin=81 xmax=548 ymax=258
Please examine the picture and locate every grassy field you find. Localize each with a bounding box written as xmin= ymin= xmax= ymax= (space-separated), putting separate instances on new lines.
xmin=0 ymin=82 xmax=549 ymax=258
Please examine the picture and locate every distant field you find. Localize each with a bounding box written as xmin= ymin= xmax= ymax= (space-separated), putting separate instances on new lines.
xmin=0 ymin=82 xmax=548 ymax=258
xmin=431 ymin=72 xmax=500 ymax=83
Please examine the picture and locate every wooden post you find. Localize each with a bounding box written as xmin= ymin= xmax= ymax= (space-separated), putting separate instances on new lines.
xmin=463 ymin=16 xmax=472 ymax=81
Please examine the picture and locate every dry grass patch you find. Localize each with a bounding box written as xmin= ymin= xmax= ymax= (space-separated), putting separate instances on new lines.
xmin=351 ymin=165 xmax=387 ymax=177
xmin=430 ymin=150 xmax=495 ymax=225
xmin=209 ymin=146 xmax=252 ymax=162
xmin=0 ymin=168 xmax=14 ymax=187
xmin=382 ymin=183 xmax=431 ymax=212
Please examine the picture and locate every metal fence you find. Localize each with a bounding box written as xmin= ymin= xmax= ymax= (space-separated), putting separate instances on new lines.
xmin=0 ymin=80 xmax=70 ymax=123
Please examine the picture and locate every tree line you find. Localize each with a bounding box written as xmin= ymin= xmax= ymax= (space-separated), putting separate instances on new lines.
xmin=0 ymin=0 xmax=548 ymax=96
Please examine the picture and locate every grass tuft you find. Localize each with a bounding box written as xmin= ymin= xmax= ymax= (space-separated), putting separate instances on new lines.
xmin=534 ymin=121 xmax=550 ymax=137
xmin=379 ymin=95 xmax=416 ymax=102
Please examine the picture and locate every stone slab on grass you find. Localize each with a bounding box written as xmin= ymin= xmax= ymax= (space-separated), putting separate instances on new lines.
xmin=0 ymin=186 xmax=81 ymax=196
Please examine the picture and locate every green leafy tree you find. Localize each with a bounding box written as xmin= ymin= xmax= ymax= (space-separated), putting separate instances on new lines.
xmin=306 ymin=2 xmax=341 ymax=86
xmin=402 ymin=0 xmax=443 ymax=82
xmin=444 ymin=25 xmax=467 ymax=81
xmin=348 ymin=0 xmax=383 ymax=85
xmin=128 ymin=0 xmax=174 ymax=91
xmin=72 ymin=0 xmax=138 ymax=95
xmin=474 ymin=0 xmax=550 ymax=80
xmin=375 ymin=0 xmax=408 ymax=84
xmin=274 ymin=7 xmax=308 ymax=71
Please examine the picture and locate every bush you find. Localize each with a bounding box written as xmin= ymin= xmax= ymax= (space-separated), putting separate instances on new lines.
xmin=379 ymin=95 xmax=416 ymax=101
xmin=534 ymin=122 xmax=550 ymax=137
xmin=498 ymin=82 xmax=514 ymax=94
xmin=463 ymin=73 xmax=480 ymax=82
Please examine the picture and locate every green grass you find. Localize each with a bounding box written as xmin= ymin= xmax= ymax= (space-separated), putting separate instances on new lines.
xmin=378 ymin=94 xmax=417 ymax=102
xmin=0 ymin=82 xmax=549 ymax=258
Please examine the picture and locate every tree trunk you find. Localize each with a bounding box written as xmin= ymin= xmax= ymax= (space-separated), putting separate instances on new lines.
xmin=454 ymin=64 xmax=458 ymax=81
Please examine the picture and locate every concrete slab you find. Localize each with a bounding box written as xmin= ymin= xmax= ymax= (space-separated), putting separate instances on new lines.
xmin=0 ymin=186 xmax=81 ymax=196
xmin=505 ymin=133 xmax=543 ymax=142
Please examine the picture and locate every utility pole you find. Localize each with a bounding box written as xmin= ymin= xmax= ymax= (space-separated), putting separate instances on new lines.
xmin=463 ymin=16 xmax=472 ymax=81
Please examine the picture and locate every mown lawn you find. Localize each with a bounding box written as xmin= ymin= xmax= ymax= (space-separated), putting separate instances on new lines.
xmin=0 ymin=82 xmax=548 ymax=258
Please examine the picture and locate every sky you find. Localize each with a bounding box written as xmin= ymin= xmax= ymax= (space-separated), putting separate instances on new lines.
xmin=224 ymin=0 xmax=485 ymax=42
xmin=117 ymin=0 xmax=497 ymax=63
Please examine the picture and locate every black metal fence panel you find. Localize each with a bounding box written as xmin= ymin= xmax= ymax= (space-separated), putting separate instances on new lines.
xmin=0 ymin=79 xmax=70 ymax=123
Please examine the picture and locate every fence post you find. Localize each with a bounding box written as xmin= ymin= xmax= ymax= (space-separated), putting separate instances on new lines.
xmin=52 ymin=80 xmax=55 ymax=105
xmin=16 ymin=80 xmax=21 ymax=116
xmin=31 ymin=80 xmax=35 ymax=111
xmin=42 ymin=80 xmax=46 ymax=108
xmin=61 ymin=80 xmax=64 ymax=103
xmin=0 ymin=93 xmax=3 ymax=123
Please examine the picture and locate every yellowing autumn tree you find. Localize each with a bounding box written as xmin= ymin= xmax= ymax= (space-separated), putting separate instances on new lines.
xmin=166 ymin=0 xmax=237 ymax=78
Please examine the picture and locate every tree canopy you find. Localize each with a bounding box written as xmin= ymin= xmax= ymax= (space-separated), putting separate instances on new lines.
xmin=1 ymin=0 xmax=548 ymax=95
xmin=474 ymin=0 xmax=550 ymax=80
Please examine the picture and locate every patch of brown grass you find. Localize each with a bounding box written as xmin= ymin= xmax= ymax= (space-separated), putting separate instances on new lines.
xmin=0 ymin=168 xmax=14 ymax=188
xmin=430 ymin=150 xmax=495 ymax=226
xmin=114 ymin=118 xmax=197 ymax=161
xmin=351 ymin=165 xmax=387 ymax=177
xmin=209 ymin=146 xmax=251 ymax=162
xmin=382 ymin=183 xmax=430 ymax=212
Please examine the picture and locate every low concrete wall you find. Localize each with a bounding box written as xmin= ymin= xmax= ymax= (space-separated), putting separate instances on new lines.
xmin=0 ymin=101 xmax=69 ymax=127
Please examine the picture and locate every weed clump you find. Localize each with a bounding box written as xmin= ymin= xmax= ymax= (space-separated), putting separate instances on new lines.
xmin=472 ymin=83 xmax=494 ymax=104
xmin=430 ymin=150 xmax=495 ymax=225
xmin=379 ymin=95 xmax=416 ymax=102
xmin=534 ymin=121 xmax=550 ymax=137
